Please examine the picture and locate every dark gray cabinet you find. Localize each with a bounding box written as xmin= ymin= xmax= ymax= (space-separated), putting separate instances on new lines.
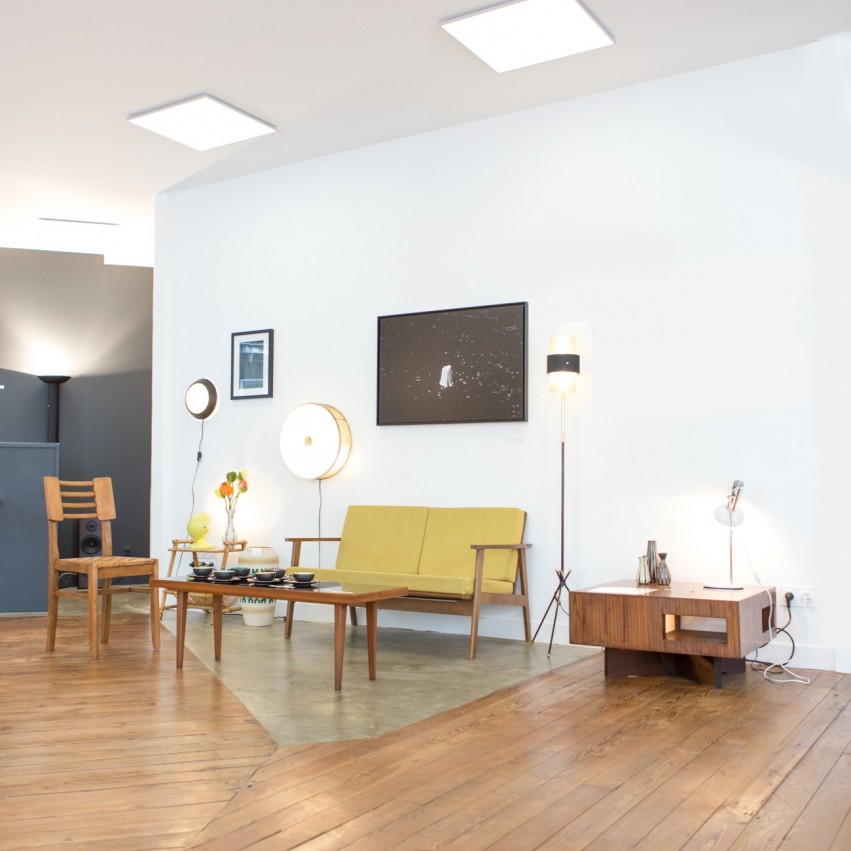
xmin=0 ymin=442 xmax=60 ymax=612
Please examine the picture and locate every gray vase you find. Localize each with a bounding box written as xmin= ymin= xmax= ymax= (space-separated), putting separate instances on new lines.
xmin=656 ymin=552 xmax=671 ymax=585
xmin=646 ymin=540 xmax=658 ymax=583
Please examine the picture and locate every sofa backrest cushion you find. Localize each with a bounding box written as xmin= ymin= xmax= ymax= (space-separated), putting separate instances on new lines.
xmin=417 ymin=507 xmax=526 ymax=583
xmin=336 ymin=505 xmax=429 ymax=574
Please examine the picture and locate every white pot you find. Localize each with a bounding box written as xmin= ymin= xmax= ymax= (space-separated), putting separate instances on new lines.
xmin=241 ymin=599 xmax=275 ymax=627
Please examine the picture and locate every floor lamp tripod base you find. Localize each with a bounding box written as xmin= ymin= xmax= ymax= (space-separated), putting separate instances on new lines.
xmin=532 ymin=569 xmax=572 ymax=657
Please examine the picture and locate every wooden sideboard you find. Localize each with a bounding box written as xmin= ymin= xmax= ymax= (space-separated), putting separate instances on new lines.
xmin=569 ymin=580 xmax=774 ymax=688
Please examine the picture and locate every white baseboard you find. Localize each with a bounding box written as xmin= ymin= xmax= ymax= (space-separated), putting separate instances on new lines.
xmin=283 ymin=604 xmax=841 ymax=672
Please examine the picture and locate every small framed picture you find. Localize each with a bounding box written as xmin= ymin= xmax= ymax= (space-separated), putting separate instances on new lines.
xmin=231 ymin=329 xmax=274 ymax=399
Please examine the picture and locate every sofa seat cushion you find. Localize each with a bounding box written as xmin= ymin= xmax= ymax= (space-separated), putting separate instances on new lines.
xmin=417 ymin=507 xmax=526 ymax=584
xmin=305 ymin=568 xmax=515 ymax=597
xmin=335 ymin=505 xmax=429 ymax=575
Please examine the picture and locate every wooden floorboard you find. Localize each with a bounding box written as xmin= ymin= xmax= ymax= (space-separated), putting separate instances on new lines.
xmin=0 ymin=615 xmax=276 ymax=851
xmin=2 ymin=615 xmax=849 ymax=849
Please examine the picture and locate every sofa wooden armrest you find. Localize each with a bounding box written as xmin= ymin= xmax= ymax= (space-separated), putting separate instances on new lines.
xmin=287 ymin=506 xmax=531 ymax=658
xmin=285 ymin=536 xmax=341 ymax=566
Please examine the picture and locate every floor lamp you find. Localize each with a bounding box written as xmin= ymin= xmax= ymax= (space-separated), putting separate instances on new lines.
xmin=38 ymin=375 xmax=71 ymax=443
xmin=532 ymin=335 xmax=580 ymax=656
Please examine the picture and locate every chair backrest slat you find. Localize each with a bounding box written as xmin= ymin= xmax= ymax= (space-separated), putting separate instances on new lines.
xmin=44 ymin=478 xmax=117 ymax=554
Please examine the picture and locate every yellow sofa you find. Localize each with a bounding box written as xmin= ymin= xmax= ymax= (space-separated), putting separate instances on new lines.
xmin=286 ymin=505 xmax=531 ymax=658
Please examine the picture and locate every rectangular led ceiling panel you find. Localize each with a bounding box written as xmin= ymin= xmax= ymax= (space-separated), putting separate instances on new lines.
xmin=442 ymin=0 xmax=613 ymax=73
xmin=128 ymin=95 xmax=275 ymax=151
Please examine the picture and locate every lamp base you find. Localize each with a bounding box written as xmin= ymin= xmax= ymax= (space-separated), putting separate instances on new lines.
xmin=532 ymin=569 xmax=572 ymax=657
xmin=703 ymin=581 xmax=744 ymax=591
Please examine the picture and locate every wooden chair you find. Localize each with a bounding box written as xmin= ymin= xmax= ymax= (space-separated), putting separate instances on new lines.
xmin=44 ymin=477 xmax=160 ymax=659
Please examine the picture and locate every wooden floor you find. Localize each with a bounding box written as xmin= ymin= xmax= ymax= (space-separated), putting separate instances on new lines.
xmin=2 ymin=615 xmax=849 ymax=850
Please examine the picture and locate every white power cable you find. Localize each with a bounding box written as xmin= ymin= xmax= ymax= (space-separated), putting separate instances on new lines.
xmin=742 ymin=541 xmax=809 ymax=684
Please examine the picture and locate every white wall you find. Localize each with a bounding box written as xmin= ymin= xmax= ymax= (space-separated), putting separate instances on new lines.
xmin=153 ymin=37 xmax=851 ymax=671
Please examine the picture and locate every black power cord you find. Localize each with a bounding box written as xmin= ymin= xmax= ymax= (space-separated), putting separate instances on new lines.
xmin=749 ymin=591 xmax=796 ymax=669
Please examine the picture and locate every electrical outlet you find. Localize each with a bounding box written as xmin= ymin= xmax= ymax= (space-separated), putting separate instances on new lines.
xmin=780 ymin=586 xmax=817 ymax=608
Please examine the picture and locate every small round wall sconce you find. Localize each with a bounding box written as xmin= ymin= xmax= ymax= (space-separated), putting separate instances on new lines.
xmin=185 ymin=378 xmax=219 ymax=420
xmin=280 ymin=403 xmax=352 ymax=480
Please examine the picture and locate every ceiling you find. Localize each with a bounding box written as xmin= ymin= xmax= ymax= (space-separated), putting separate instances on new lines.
xmin=2 ymin=0 xmax=850 ymax=267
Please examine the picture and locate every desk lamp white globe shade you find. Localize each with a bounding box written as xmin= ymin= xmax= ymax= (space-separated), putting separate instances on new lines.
xmin=280 ymin=403 xmax=352 ymax=480
xmin=185 ymin=378 xmax=218 ymax=420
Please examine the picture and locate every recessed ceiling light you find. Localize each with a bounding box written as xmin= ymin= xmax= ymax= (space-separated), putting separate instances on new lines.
xmin=441 ymin=0 xmax=614 ymax=73
xmin=128 ymin=94 xmax=276 ymax=151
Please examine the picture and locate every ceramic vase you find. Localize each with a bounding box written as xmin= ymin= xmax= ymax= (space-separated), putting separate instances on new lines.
xmin=656 ymin=553 xmax=671 ymax=585
xmin=646 ymin=540 xmax=658 ymax=583
xmin=239 ymin=546 xmax=279 ymax=627
xmin=636 ymin=555 xmax=651 ymax=585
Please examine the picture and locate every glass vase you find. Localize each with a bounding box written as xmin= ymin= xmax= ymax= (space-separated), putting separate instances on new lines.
xmin=222 ymin=507 xmax=238 ymax=543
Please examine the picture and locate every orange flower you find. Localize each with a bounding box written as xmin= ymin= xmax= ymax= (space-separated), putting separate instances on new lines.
xmin=214 ymin=469 xmax=249 ymax=510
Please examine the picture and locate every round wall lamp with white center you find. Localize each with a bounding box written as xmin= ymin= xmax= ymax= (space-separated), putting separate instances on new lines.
xmin=185 ymin=378 xmax=219 ymax=420
xmin=280 ymin=403 xmax=352 ymax=480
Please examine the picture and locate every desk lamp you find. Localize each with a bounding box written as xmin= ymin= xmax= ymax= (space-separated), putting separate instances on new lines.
xmin=705 ymin=479 xmax=745 ymax=590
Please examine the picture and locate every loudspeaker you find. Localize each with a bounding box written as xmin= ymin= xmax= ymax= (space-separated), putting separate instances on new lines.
xmin=79 ymin=518 xmax=103 ymax=557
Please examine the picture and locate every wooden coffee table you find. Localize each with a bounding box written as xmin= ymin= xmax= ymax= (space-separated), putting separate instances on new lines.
xmin=569 ymin=580 xmax=775 ymax=688
xmin=152 ymin=577 xmax=408 ymax=690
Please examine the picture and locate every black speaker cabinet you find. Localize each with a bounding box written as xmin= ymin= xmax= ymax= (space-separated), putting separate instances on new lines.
xmin=79 ymin=518 xmax=103 ymax=556
xmin=77 ymin=519 xmax=103 ymax=589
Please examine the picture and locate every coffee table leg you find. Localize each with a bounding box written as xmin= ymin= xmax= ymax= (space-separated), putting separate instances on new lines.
xmin=213 ymin=596 xmax=223 ymax=661
xmin=175 ymin=590 xmax=188 ymax=669
xmin=333 ymin=603 xmax=346 ymax=691
xmin=366 ymin=602 xmax=378 ymax=681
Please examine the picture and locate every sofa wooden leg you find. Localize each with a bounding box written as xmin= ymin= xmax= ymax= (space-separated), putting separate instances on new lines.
xmin=285 ymin=601 xmax=295 ymax=638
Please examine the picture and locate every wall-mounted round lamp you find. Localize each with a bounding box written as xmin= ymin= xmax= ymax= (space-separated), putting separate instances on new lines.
xmin=280 ymin=403 xmax=352 ymax=480
xmin=185 ymin=378 xmax=219 ymax=420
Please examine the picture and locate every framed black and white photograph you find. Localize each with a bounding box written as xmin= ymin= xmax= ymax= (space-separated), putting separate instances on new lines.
xmin=231 ymin=329 xmax=274 ymax=400
xmin=377 ymin=302 xmax=527 ymax=425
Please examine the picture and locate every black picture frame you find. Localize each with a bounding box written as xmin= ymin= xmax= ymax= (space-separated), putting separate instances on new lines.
xmin=377 ymin=302 xmax=528 ymax=425
xmin=231 ymin=329 xmax=274 ymax=400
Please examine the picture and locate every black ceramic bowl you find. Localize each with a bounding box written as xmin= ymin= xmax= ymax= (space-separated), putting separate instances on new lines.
xmin=253 ymin=571 xmax=276 ymax=583
xmin=192 ymin=567 xmax=213 ymax=578
xmin=292 ymin=572 xmax=315 ymax=584
xmin=213 ymin=569 xmax=235 ymax=581
xmin=232 ymin=566 xmax=250 ymax=578
xmin=273 ymin=568 xmax=287 ymax=579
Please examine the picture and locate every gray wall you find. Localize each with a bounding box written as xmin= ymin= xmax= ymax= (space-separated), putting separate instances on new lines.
xmin=0 ymin=248 xmax=152 ymax=561
xmin=0 ymin=368 xmax=44 ymax=442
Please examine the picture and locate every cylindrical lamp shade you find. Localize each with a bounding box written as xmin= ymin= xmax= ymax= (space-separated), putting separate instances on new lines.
xmin=280 ymin=403 xmax=352 ymax=480
xmin=185 ymin=378 xmax=219 ymax=420
xmin=547 ymin=335 xmax=580 ymax=393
